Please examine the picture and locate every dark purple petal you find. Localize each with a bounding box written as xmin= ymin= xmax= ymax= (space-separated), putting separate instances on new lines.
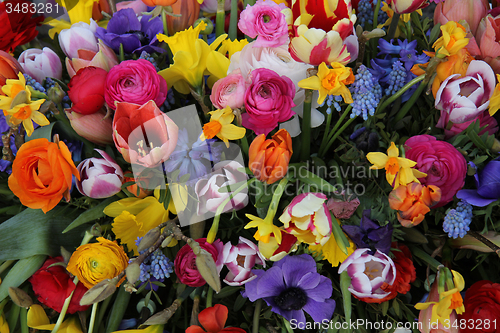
xmin=279 ymin=254 xmax=317 ymax=287
xmin=303 ymin=275 xmax=333 ymax=302
xmin=255 ymin=266 xmax=286 ymax=299
xmin=296 ymin=272 xmax=320 ymax=291
xmin=456 ymin=189 xmax=497 ymax=207
xmin=477 ymin=159 xmax=500 ymax=199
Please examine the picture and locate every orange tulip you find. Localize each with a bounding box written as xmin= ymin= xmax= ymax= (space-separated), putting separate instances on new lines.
xmin=8 ymin=138 xmax=80 ymax=213
xmin=166 ymin=0 xmax=200 ymax=35
xmin=0 ymin=51 xmax=23 ymax=88
xmin=141 ymin=0 xmax=177 ymax=7
xmin=248 ymin=129 xmax=293 ymax=184
xmin=389 ymin=182 xmax=441 ymax=227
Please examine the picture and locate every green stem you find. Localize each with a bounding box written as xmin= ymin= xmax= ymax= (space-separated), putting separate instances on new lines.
xmin=215 ymin=0 xmax=226 ymax=37
xmin=228 ymin=0 xmax=238 ymax=40
xmin=51 ymin=278 xmax=77 ymax=333
xmin=394 ymin=79 xmax=426 ymax=122
xmin=386 ymin=13 xmax=400 ymax=41
xmin=372 ymin=0 xmax=382 ymax=28
xmin=206 ymin=287 xmax=213 ymax=308
xmin=319 ymin=110 xmax=332 ymax=155
xmin=320 ymin=105 xmax=351 ymax=155
xmin=119 ymin=44 xmax=125 ymax=62
xmin=377 ymin=74 xmax=425 ymax=113
xmin=240 ymin=134 xmax=249 ymax=157
xmin=252 ymin=299 xmax=262 ymax=333
xmin=319 ymin=113 xmax=355 ymax=158
xmin=162 ymin=8 xmax=168 ymax=37
xmin=411 ymin=247 xmax=441 ymax=272
xmin=265 ymin=177 xmax=289 ymax=222
xmin=95 ymin=294 xmax=112 ymax=332
xmin=88 ymin=303 xmax=99 ymax=333
xmin=299 ymin=89 xmax=313 ymax=161
xmin=20 ymin=306 xmax=28 ymax=333
xmin=0 ymin=260 xmax=14 ymax=275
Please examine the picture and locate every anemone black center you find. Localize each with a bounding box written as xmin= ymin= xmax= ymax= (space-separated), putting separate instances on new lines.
xmin=274 ymin=287 xmax=307 ymax=311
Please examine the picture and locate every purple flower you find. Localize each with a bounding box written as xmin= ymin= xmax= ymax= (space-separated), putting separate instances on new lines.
xmin=342 ymin=210 xmax=393 ymax=254
xmin=243 ymin=254 xmax=336 ymax=325
xmin=95 ymin=8 xmax=164 ymax=55
xmin=457 ymin=158 xmax=500 ymax=206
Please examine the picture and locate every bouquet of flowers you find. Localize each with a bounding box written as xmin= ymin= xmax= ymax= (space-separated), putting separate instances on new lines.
xmin=1 ymin=0 xmax=500 ymax=332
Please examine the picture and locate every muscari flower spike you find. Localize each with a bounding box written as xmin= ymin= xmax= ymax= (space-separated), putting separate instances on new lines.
xmin=349 ymin=65 xmax=382 ymax=120
xmin=443 ymin=201 xmax=473 ymax=239
xmin=134 ymin=237 xmax=174 ymax=283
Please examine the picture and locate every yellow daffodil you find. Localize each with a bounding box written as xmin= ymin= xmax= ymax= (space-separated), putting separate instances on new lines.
xmin=218 ymin=39 xmax=249 ymax=60
xmin=45 ymin=0 xmax=105 ymax=38
xmin=309 ymin=220 xmax=356 ymax=267
xmin=104 ymin=187 xmax=180 ymax=255
xmin=298 ymin=62 xmax=354 ymax=105
xmin=366 ymin=142 xmax=427 ymax=188
xmin=415 ymin=270 xmax=465 ymax=325
xmin=27 ymin=305 xmax=82 ymax=333
xmin=489 ymin=73 xmax=500 ymax=116
xmin=0 ymin=73 xmax=49 ymax=136
xmin=433 ymin=21 xmax=469 ymax=57
xmin=244 ymin=214 xmax=282 ymax=244
xmin=200 ymin=107 xmax=246 ymax=148
xmin=157 ymin=21 xmax=228 ymax=94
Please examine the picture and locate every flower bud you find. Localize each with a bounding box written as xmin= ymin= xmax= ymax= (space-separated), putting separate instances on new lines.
xmin=194 ymin=18 xmax=214 ymax=35
xmin=66 ymin=108 xmax=113 ymax=145
xmin=138 ymin=227 xmax=160 ymax=252
xmin=47 ymin=83 xmax=65 ymax=105
xmin=8 ymin=287 xmax=33 ymax=308
xmin=80 ymin=278 xmax=118 ymax=305
xmin=194 ymin=248 xmax=221 ymax=293
xmin=126 ymin=261 xmax=141 ymax=285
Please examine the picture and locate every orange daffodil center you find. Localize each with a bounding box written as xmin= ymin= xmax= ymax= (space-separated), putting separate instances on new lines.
xmin=201 ymin=107 xmax=246 ymax=148
xmin=366 ymin=142 xmax=427 ymax=188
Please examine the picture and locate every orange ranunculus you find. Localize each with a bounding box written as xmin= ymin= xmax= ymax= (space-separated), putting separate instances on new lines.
xmin=8 ymin=138 xmax=80 ymax=213
xmin=0 ymin=51 xmax=23 ymax=88
xmin=141 ymin=0 xmax=177 ymax=7
xmin=388 ymin=182 xmax=441 ymax=227
xmin=248 ymin=128 xmax=293 ymax=184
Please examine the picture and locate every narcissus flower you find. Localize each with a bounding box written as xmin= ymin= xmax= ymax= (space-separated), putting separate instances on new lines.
xmin=201 ymin=107 xmax=246 ymax=148
xmin=258 ymin=229 xmax=298 ymax=261
xmin=309 ymin=219 xmax=355 ymax=267
xmin=245 ymin=214 xmax=282 ymax=244
xmin=66 ymin=237 xmax=129 ymax=289
xmin=433 ymin=21 xmax=469 ymax=57
xmin=298 ymin=62 xmax=354 ymax=105
xmin=366 ymin=142 xmax=427 ymax=188
xmin=0 ymin=73 xmax=49 ymax=136
xmin=489 ymin=74 xmax=500 ymax=116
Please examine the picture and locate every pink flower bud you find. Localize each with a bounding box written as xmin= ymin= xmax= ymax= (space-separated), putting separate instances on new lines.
xmin=18 ymin=47 xmax=62 ymax=83
xmin=66 ymin=108 xmax=114 ymax=146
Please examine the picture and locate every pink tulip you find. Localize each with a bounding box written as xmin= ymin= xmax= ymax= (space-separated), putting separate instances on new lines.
xmin=18 ymin=47 xmax=62 ymax=83
xmin=66 ymin=108 xmax=114 ymax=146
xmin=338 ymin=248 xmax=396 ymax=300
xmin=435 ymin=60 xmax=496 ymax=124
xmin=434 ymin=0 xmax=489 ymax=35
xmin=76 ymin=149 xmax=124 ymax=199
xmin=468 ymin=12 xmax=500 ymax=74
xmin=65 ymin=40 xmax=118 ymax=78
xmin=221 ymin=237 xmax=266 ymax=286
xmin=387 ymin=0 xmax=429 ymax=14
xmin=116 ymin=0 xmax=147 ymax=14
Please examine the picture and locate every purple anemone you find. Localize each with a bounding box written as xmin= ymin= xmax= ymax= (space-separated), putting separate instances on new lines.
xmin=242 ymin=254 xmax=336 ymax=325
xmin=457 ymin=158 xmax=500 ymax=206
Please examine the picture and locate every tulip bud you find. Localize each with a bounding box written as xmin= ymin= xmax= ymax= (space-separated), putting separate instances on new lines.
xmin=47 ymin=83 xmax=65 ymax=105
xmin=138 ymin=227 xmax=160 ymax=252
xmin=66 ymin=108 xmax=114 ymax=145
xmin=80 ymin=278 xmax=118 ymax=305
xmin=126 ymin=262 xmax=141 ymax=285
xmin=8 ymin=287 xmax=33 ymax=308
xmin=18 ymin=47 xmax=62 ymax=84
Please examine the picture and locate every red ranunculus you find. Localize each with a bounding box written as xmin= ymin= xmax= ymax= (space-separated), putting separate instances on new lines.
xmin=28 ymin=256 xmax=89 ymax=314
xmin=358 ymin=243 xmax=416 ymax=303
xmin=458 ymin=280 xmax=500 ymax=332
xmin=174 ymin=238 xmax=220 ymax=287
xmin=68 ymin=66 xmax=108 ymax=115
xmin=0 ymin=0 xmax=44 ymax=53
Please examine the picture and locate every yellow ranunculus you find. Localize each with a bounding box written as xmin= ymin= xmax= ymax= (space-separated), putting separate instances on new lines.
xmin=66 ymin=237 xmax=129 ymax=289
xmin=433 ymin=21 xmax=469 ymax=57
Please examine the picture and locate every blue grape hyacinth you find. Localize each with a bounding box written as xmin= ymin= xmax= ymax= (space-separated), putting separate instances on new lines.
xmin=443 ymin=201 xmax=473 ymax=239
xmin=350 ymin=65 xmax=382 ymax=120
xmin=134 ymin=237 xmax=174 ymax=283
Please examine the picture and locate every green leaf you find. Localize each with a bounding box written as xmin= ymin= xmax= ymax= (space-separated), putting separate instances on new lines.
xmin=0 ymin=207 xmax=88 ymax=261
xmin=340 ymin=271 xmax=351 ymax=323
xmin=26 ymin=122 xmax=56 ymax=142
xmin=214 ymin=286 xmax=241 ymax=299
xmin=331 ymin=213 xmax=350 ymax=255
xmin=63 ymin=197 xmax=118 ymax=233
xmin=429 ymin=23 xmax=442 ymax=44
xmin=233 ymin=294 xmax=246 ymax=312
xmin=295 ymin=169 xmax=338 ymax=192
xmin=393 ymin=298 xmax=400 ymax=317
xmin=0 ymin=255 xmax=46 ymax=302
xmin=381 ymin=300 xmax=389 ymax=316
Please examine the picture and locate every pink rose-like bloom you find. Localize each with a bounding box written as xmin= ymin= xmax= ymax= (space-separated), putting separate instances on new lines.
xmin=243 ymin=68 xmax=295 ymax=135
xmin=435 ymin=60 xmax=496 ymax=124
xmin=437 ymin=110 xmax=498 ymax=139
xmin=104 ymin=59 xmax=167 ymax=110
xmin=338 ymin=248 xmax=396 ymax=300
xmin=210 ymin=69 xmax=247 ymax=110
xmin=238 ymin=0 xmax=289 ymax=48
xmin=76 ymin=149 xmax=124 ymax=199
xmin=405 ymin=135 xmax=467 ymax=207
xmin=434 ymin=0 xmax=489 ymax=35
xmin=221 ymin=237 xmax=266 ymax=286
xmin=18 ymin=47 xmax=62 ymax=83
xmin=174 ymin=238 xmax=222 ymax=287
xmin=279 ymin=192 xmax=332 ymax=246
xmin=195 ymin=161 xmax=248 ymax=216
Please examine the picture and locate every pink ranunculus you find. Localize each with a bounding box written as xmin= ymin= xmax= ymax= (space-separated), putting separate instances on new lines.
xmin=438 ymin=110 xmax=499 ymax=139
xmin=405 ymin=135 xmax=467 ymax=207
xmin=434 ymin=0 xmax=489 ymax=35
xmin=66 ymin=108 xmax=114 ymax=145
xmin=221 ymin=237 xmax=266 ymax=286
xmin=113 ymin=101 xmax=179 ymax=167
xmin=18 ymin=47 xmax=62 ymax=83
xmin=104 ymin=59 xmax=167 ymax=110
xmin=194 ymin=161 xmax=248 ymax=216
xmin=238 ymin=0 xmax=289 ymax=48
xmin=210 ymin=69 xmax=247 ymax=110
xmin=174 ymin=238 xmax=222 ymax=287
xmin=338 ymin=248 xmax=396 ymax=300
xmin=76 ymin=149 xmax=124 ymax=199
xmin=242 ymin=68 xmax=295 ymax=135
xmin=435 ymin=60 xmax=496 ymax=124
